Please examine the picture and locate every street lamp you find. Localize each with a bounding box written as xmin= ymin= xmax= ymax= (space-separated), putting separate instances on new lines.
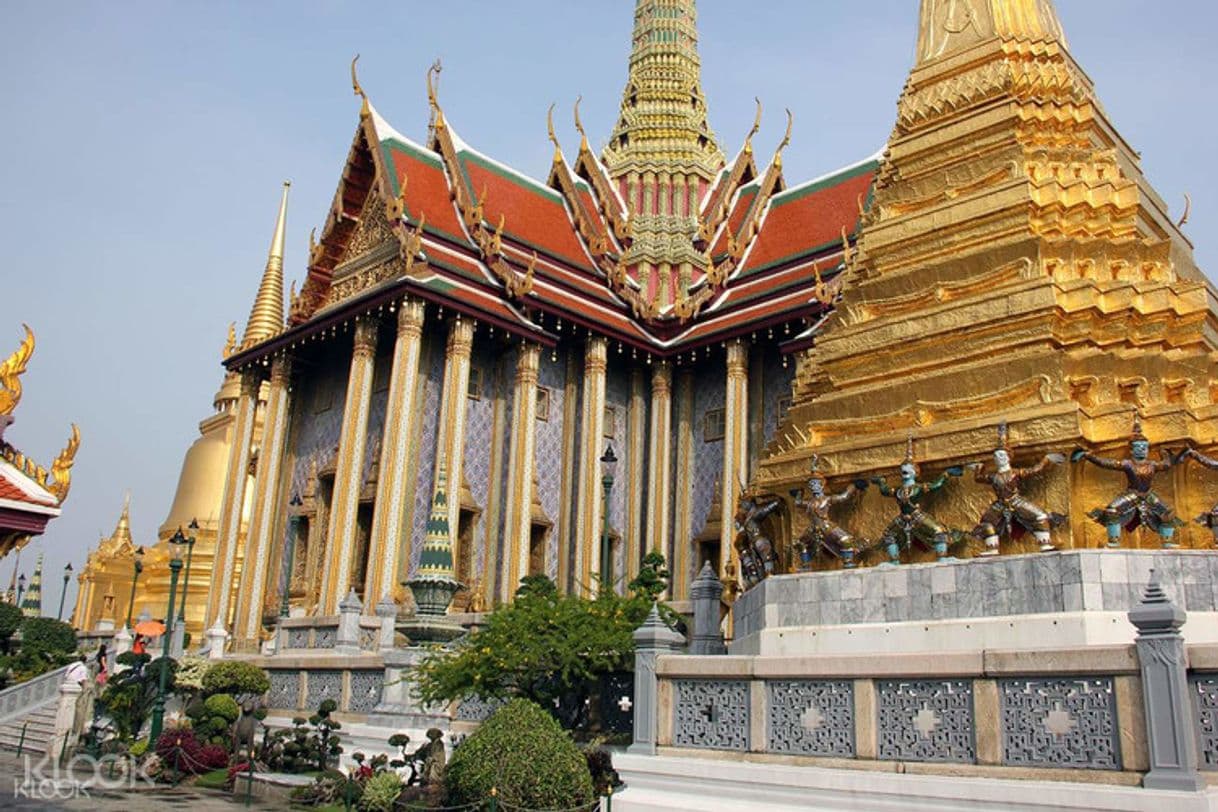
xmin=149 ymin=530 xmax=187 ymax=743
xmin=281 ymin=495 xmax=303 ymax=617
xmin=57 ymin=563 xmax=73 ymax=621
xmin=599 ymin=444 xmax=617 ymax=595
xmin=124 ymin=547 xmax=145 ymax=630
xmin=176 ymin=519 xmax=198 ymax=627
xmin=15 ymin=574 xmax=26 ymax=610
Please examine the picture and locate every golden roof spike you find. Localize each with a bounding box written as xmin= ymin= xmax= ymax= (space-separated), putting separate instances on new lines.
xmin=0 ymin=324 xmax=35 ymax=416
xmin=547 ymin=103 xmax=562 ymax=163
xmin=222 ymin=322 xmax=237 ymax=359
xmin=427 ymin=58 xmax=444 ymax=127
xmin=350 ymin=54 xmax=369 ymax=119
xmin=241 ymin=181 xmax=290 ymax=349
xmin=775 ymin=108 xmax=794 ymax=161
xmin=46 ymin=424 xmax=80 ymax=503
xmin=743 ymin=97 xmax=762 ymax=153
xmin=573 ymin=96 xmax=588 ymax=149
xmin=1178 ymin=193 xmax=1192 ymax=228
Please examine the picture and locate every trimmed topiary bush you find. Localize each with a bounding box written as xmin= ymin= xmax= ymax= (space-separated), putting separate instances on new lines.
xmin=201 ymin=660 xmax=270 ymax=699
xmin=19 ymin=617 xmax=77 ymax=654
xmin=445 ymin=698 xmax=594 ymax=809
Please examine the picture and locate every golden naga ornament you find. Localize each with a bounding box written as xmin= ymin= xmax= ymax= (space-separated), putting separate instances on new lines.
xmin=0 ymin=324 xmax=34 ymax=416
xmin=46 ymin=424 xmax=81 ymax=502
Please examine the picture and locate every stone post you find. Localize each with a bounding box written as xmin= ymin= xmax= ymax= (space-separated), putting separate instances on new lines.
xmin=689 ymin=561 xmax=726 ymax=655
xmin=205 ymin=623 xmax=228 ymax=660
xmin=1129 ymin=569 xmax=1205 ymax=792
xmin=50 ymin=679 xmax=83 ymax=762
xmin=629 ymin=604 xmax=685 ymax=756
xmin=113 ymin=626 xmax=132 ymax=658
xmin=376 ymin=595 xmax=398 ymax=652
xmin=169 ymin=621 xmax=185 ymax=659
xmin=336 ymin=589 xmax=364 ymax=655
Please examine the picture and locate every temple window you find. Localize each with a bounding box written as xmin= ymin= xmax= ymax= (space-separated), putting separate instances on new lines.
xmin=536 ymin=386 xmax=552 ymax=421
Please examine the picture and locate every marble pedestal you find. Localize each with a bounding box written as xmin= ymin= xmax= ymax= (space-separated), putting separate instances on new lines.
xmin=731 ymin=550 xmax=1218 ymax=656
xmin=368 ymin=647 xmax=452 ymax=731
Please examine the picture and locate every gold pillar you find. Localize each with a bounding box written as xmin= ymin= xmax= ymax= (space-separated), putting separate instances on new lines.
xmin=646 ymin=363 xmax=673 ymax=557
xmin=558 ymin=350 xmax=580 ymax=593
xmin=720 ymin=340 xmax=749 ymax=576
xmin=576 ymin=336 xmax=608 ymax=591
xmin=672 ymin=370 xmax=695 ymax=598
xmin=626 ymin=368 xmax=647 ymax=584
xmin=234 ymin=356 xmax=292 ymax=643
xmin=501 ymin=343 xmax=541 ymax=602
xmin=205 ymin=372 xmax=259 ymax=632
xmin=431 ymin=317 xmax=475 ymax=590
xmin=364 ymin=299 xmax=426 ymax=604
xmin=320 ymin=317 xmax=378 ymax=614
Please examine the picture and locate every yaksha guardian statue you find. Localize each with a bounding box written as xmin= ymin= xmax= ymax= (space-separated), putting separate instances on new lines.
xmin=1181 ymin=448 xmax=1218 ymax=543
xmin=791 ymin=456 xmax=867 ymax=570
xmin=872 ymin=435 xmax=964 ymax=564
xmin=968 ymin=421 xmax=1066 ymax=556
xmin=1072 ymin=414 xmax=1183 ymax=548
xmin=733 ymin=490 xmax=782 ymax=589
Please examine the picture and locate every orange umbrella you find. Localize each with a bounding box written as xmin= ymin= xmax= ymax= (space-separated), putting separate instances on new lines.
xmin=133 ymin=619 xmax=166 ymax=637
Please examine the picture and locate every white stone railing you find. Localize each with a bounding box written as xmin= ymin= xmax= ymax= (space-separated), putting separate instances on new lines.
xmin=0 ymin=665 xmax=70 ymax=726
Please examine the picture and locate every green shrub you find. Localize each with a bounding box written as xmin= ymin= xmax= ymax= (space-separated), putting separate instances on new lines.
xmin=19 ymin=617 xmax=77 ymax=654
xmin=0 ymin=603 xmax=23 ymax=651
xmin=357 ymin=771 xmax=402 ymax=812
xmin=201 ymin=660 xmax=269 ymax=698
xmin=175 ymin=656 xmax=209 ymax=693
xmin=129 ymin=739 xmax=149 ymax=758
xmin=445 ymin=699 xmax=594 ymax=809
xmin=203 ymin=693 xmax=241 ymax=722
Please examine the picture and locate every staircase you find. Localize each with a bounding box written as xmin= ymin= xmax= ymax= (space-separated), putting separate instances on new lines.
xmin=0 ymin=665 xmax=69 ymax=756
xmin=0 ymin=701 xmax=57 ymax=755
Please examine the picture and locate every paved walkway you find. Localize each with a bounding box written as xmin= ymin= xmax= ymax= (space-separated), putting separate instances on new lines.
xmin=0 ymin=751 xmax=282 ymax=811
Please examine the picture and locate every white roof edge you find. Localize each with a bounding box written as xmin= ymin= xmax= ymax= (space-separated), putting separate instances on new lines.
xmin=778 ymin=147 xmax=885 ymax=199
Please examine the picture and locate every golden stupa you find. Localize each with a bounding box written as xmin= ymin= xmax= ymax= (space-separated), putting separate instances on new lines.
xmin=757 ymin=0 xmax=1217 ymax=561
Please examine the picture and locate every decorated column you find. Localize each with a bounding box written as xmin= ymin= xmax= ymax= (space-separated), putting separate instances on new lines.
xmin=205 ymin=371 xmax=259 ymax=634
xmin=720 ymin=340 xmax=749 ymax=577
xmin=364 ymin=298 xmax=426 ymax=604
xmin=234 ymin=355 xmax=292 ymax=645
xmin=429 ymin=316 xmax=474 ymax=591
xmin=320 ymin=317 xmax=378 ymax=614
xmin=575 ymin=336 xmax=608 ymax=590
xmin=626 ymin=367 xmax=648 ymax=583
xmin=646 ymin=362 xmax=673 ymax=559
xmin=501 ymin=342 xmax=541 ymax=602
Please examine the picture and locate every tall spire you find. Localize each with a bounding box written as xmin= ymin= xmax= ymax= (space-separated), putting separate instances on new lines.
xmin=241 ymin=181 xmax=290 ymax=350
xmin=603 ymin=0 xmax=723 ymax=183
xmin=112 ymin=492 xmax=133 ymax=547
xmin=21 ymin=553 xmax=42 ymax=617
xmin=916 ymin=0 xmax=1067 ymax=66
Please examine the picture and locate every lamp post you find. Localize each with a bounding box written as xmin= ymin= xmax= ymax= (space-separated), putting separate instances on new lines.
xmin=176 ymin=519 xmax=198 ymax=627
xmin=149 ymin=531 xmax=186 ymax=743
xmin=599 ymin=444 xmax=617 ymax=595
xmin=281 ymin=495 xmax=303 ymax=617
xmin=57 ymin=563 xmax=72 ymax=621
xmin=124 ymin=547 xmax=145 ymax=630
xmin=15 ymin=574 xmax=26 ymax=611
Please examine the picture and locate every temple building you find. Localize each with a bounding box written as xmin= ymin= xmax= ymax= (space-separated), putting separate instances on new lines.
xmin=0 ymin=325 xmax=78 ymax=568
xmin=79 ymin=0 xmax=1217 ymax=649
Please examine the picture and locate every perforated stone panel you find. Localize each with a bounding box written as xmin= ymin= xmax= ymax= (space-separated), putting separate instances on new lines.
xmin=286 ymin=628 xmax=310 ymax=650
xmin=305 ymin=669 xmax=342 ymax=711
xmin=313 ymin=627 xmax=336 ymax=649
xmin=348 ymin=670 xmax=383 ymax=714
xmin=673 ymin=679 xmax=749 ymax=751
xmin=1000 ymin=677 xmax=1120 ymax=770
xmin=877 ymin=679 xmax=975 ymax=763
xmin=455 ymin=695 xmax=505 ymax=722
xmin=766 ymin=680 xmax=855 ymax=757
xmin=267 ymin=670 xmax=301 ymax=710
xmin=1192 ymin=674 xmax=1218 ymax=770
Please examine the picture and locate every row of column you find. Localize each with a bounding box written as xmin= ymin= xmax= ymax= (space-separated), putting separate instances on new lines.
xmin=206 ymin=306 xmax=753 ymax=647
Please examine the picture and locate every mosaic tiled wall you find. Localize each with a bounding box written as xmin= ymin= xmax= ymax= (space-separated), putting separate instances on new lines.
xmin=689 ymin=361 xmax=725 ymax=545
xmin=606 ymin=360 xmax=633 ymax=581
xmin=536 ymin=350 xmax=569 ymax=584
xmin=760 ymin=348 xmax=795 ymax=448
xmin=463 ymin=342 xmax=502 ymax=587
xmin=486 ymin=346 xmax=515 ymax=599
xmin=406 ymin=330 xmax=446 ymax=577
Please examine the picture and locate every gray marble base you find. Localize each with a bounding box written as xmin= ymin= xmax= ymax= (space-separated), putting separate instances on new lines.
xmin=733 ymin=550 xmax=1218 ymax=642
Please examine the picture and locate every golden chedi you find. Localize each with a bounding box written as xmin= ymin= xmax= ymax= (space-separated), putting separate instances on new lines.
xmin=757 ymin=0 xmax=1217 ymax=561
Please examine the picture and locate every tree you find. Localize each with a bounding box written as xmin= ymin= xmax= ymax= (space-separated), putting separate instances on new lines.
xmin=0 ymin=603 xmax=22 ymax=654
xmin=99 ymin=654 xmax=177 ymax=739
xmin=415 ymin=555 xmax=675 ymax=712
xmin=201 ymin=660 xmax=270 ymax=701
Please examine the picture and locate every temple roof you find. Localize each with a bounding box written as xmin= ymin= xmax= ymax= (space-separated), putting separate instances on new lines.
xmin=0 ymin=457 xmax=60 ymax=517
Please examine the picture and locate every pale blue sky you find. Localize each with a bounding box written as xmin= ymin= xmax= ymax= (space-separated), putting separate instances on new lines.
xmin=2 ymin=1 xmax=1215 ymax=616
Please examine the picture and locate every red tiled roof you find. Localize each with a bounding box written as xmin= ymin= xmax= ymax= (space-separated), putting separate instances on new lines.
xmin=380 ymin=138 xmax=469 ymax=246
xmin=0 ymin=459 xmax=60 ymax=511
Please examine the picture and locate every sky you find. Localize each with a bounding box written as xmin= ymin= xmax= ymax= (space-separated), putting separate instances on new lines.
xmin=2 ymin=1 xmax=1216 ymax=619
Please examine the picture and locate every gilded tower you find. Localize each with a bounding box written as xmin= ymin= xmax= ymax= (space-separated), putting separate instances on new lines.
xmin=603 ymin=0 xmax=725 ymax=308
xmin=758 ymin=0 xmax=1218 ymax=555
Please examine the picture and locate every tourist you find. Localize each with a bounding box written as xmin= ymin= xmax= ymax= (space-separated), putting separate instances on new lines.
xmin=95 ymin=643 xmax=108 ymax=686
xmin=64 ymin=654 xmax=89 ymax=686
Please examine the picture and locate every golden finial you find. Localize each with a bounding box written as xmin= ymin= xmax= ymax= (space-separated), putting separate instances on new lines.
xmin=351 ymin=55 xmax=369 ymax=119
xmin=743 ymin=97 xmax=762 ymax=154
xmin=1178 ymin=193 xmax=1192 ymax=228
xmin=547 ymin=103 xmax=562 ymax=161
xmin=385 ymin=172 xmax=408 ymax=221
xmin=811 ymin=259 xmax=829 ymax=303
xmin=427 ymin=58 xmax=444 ymax=126
xmin=241 ymin=182 xmax=290 ymax=349
xmin=222 ymin=322 xmax=237 ymax=359
xmin=841 ymin=226 xmax=852 ymax=262
xmin=774 ymin=108 xmax=794 ymax=167
xmin=573 ymin=96 xmax=588 ymax=148
xmin=46 ymin=424 xmax=80 ymax=503
xmin=0 ymin=324 xmax=34 ymax=416
xmin=308 ymin=226 xmax=324 ymax=266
